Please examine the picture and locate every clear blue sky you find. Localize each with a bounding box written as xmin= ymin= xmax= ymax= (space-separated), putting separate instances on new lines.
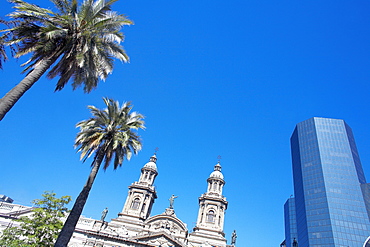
xmin=1 ymin=1 xmax=370 ymax=246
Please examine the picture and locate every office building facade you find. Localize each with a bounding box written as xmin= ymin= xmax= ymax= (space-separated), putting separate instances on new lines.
xmin=285 ymin=117 xmax=370 ymax=247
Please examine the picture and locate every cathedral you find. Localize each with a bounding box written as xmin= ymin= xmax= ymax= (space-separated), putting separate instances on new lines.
xmin=0 ymin=154 xmax=235 ymax=247
xmin=70 ymin=154 xmax=233 ymax=247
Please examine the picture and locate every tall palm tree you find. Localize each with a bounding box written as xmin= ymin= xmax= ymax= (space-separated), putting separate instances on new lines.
xmin=0 ymin=0 xmax=132 ymax=121
xmin=55 ymin=97 xmax=145 ymax=246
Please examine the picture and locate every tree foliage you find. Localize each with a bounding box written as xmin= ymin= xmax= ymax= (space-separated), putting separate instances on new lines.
xmin=3 ymin=0 xmax=132 ymax=92
xmin=0 ymin=191 xmax=71 ymax=247
xmin=0 ymin=0 xmax=132 ymax=120
xmin=75 ymin=98 xmax=145 ymax=168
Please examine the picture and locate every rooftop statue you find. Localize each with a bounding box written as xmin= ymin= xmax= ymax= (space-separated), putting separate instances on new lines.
xmin=169 ymin=194 xmax=178 ymax=209
xmin=101 ymin=207 xmax=108 ymax=222
xmin=231 ymin=230 xmax=237 ymax=245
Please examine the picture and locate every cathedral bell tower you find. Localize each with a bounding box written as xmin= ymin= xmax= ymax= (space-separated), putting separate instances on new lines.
xmin=117 ymin=154 xmax=158 ymax=224
xmin=188 ymin=162 xmax=228 ymax=246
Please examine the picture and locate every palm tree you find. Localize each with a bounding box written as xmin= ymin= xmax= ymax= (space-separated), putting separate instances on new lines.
xmin=0 ymin=0 xmax=132 ymax=121
xmin=54 ymin=97 xmax=145 ymax=246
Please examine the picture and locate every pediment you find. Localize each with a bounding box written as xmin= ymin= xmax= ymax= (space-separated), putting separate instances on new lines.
xmin=135 ymin=231 xmax=185 ymax=247
xmin=145 ymin=209 xmax=188 ymax=234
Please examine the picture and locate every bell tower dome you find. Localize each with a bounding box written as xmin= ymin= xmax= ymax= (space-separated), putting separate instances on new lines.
xmin=138 ymin=154 xmax=158 ymax=186
xmin=207 ymin=162 xmax=225 ymax=196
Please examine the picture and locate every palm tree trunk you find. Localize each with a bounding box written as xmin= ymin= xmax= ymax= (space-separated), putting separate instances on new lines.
xmin=0 ymin=56 xmax=57 ymax=121
xmin=54 ymin=148 xmax=105 ymax=247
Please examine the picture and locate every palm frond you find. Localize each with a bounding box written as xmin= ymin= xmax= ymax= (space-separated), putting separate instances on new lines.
xmin=75 ymin=98 xmax=144 ymax=170
xmin=3 ymin=0 xmax=132 ymax=91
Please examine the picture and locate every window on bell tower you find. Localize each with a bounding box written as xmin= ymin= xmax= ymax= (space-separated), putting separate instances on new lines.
xmin=131 ymin=198 xmax=140 ymax=210
xmin=213 ymin=182 xmax=217 ymax=190
xmin=206 ymin=210 xmax=215 ymax=223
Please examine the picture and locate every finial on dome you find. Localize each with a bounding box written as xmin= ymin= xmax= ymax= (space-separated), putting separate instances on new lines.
xmin=214 ymin=162 xmax=221 ymax=172
xmin=215 ymin=155 xmax=222 ymax=171
xmin=150 ymin=147 xmax=159 ymax=163
xmin=150 ymin=154 xmax=157 ymax=163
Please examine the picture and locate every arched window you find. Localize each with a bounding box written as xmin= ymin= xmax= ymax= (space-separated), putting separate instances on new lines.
xmin=213 ymin=182 xmax=218 ymax=190
xmin=206 ymin=210 xmax=215 ymax=223
xmin=131 ymin=198 xmax=140 ymax=210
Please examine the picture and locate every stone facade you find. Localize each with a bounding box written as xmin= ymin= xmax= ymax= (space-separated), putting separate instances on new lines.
xmin=0 ymin=155 xmax=234 ymax=247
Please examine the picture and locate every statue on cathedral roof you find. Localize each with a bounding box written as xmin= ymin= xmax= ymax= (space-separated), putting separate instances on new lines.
xmin=169 ymin=194 xmax=178 ymax=209
xmin=231 ymin=230 xmax=237 ymax=245
xmin=101 ymin=207 xmax=108 ymax=222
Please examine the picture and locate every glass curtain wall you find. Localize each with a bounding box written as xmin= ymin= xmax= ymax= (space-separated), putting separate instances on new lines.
xmin=290 ymin=117 xmax=370 ymax=247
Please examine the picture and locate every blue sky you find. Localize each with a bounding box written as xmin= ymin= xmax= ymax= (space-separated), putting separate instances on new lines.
xmin=1 ymin=0 xmax=370 ymax=246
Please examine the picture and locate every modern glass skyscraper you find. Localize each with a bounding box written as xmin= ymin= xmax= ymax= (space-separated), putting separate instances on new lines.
xmin=286 ymin=117 xmax=370 ymax=247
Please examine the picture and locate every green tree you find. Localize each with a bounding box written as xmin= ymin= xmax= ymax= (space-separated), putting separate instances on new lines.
xmin=0 ymin=191 xmax=71 ymax=247
xmin=0 ymin=0 xmax=132 ymax=121
xmin=55 ymin=97 xmax=145 ymax=246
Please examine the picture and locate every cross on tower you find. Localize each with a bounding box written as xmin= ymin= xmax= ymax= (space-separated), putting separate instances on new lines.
xmin=154 ymin=147 xmax=159 ymax=155
xmin=217 ymin=155 xmax=222 ymax=163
